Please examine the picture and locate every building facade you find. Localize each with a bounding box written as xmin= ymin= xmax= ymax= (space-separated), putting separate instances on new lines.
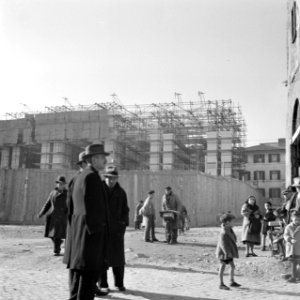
xmin=287 ymin=0 xmax=300 ymax=184
xmin=243 ymin=139 xmax=286 ymax=204
xmin=0 ymin=99 xmax=246 ymax=177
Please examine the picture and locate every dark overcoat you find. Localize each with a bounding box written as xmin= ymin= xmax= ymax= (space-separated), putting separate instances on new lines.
xmin=38 ymin=188 xmax=68 ymax=239
xmin=105 ymin=182 xmax=129 ymax=267
xmin=63 ymin=166 xmax=109 ymax=271
xmin=63 ymin=170 xmax=80 ymax=266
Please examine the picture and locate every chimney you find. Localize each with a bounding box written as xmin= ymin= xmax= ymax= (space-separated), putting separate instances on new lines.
xmin=278 ymin=138 xmax=285 ymax=148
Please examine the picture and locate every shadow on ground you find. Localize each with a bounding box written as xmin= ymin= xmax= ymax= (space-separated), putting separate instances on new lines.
xmin=96 ymin=289 xmax=217 ymax=300
xmin=126 ymin=263 xmax=218 ymax=275
xmin=240 ymin=286 xmax=300 ymax=297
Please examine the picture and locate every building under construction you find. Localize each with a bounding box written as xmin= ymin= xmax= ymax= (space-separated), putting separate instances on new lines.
xmin=0 ymin=95 xmax=246 ymax=178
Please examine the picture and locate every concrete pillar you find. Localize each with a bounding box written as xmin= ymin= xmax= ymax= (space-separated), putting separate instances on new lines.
xmin=40 ymin=142 xmax=52 ymax=169
xmin=1 ymin=147 xmax=11 ymax=168
xmin=149 ymin=130 xmax=162 ymax=171
xmin=52 ymin=142 xmax=71 ymax=169
xmin=11 ymin=146 xmax=21 ymax=169
xmin=162 ymin=133 xmax=174 ymax=170
xmin=220 ymin=131 xmax=233 ymax=177
xmin=205 ymin=131 xmax=218 ymax=176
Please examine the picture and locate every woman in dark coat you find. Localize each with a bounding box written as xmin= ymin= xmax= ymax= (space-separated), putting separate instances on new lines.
xmin=38 ymin=175 xmax=68 ymax=256
xmin=241 ymin=195 xmax=262 ymax=257
xmin=98 ymin=165 xmax=129 ymax=293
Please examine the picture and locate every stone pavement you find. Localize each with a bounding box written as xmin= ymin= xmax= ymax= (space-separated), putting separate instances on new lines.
xmin=0 ymin=225 xmax=299 ymax=300
xmin=1 ymin=263 xmax=300 ymax=300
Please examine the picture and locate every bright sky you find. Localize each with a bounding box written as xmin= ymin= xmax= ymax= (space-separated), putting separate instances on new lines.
xmin=0 ymin=0 xmax=287 ymax=146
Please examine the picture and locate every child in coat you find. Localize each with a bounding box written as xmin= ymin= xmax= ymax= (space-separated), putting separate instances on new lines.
xmin=216 ymin=212 xmax=241 ymax=290
xmin=261 ymin=201 xmax=276 ymax=251
xmin=284 ymin=210 xmax=300 ymax=283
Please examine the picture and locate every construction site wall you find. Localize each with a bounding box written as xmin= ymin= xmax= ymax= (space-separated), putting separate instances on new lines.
xmin=0 ymin=169 xmax=265 ymax=227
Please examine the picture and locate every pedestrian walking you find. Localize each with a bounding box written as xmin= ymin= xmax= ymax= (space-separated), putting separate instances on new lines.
xmin=97 ymin=165 xmax=129 ymax=294
xmin=241 ymin=195 xmax=262 ymax=257
xmin=140 ymin=190 xmax=158 ymax=242
xmin=161 ymin=186 xmax=182 ymax=244
xmin=216 ymin=212 xmax=240 ymax=290
xmin=38 ymin=175 xmax=68 ymax=256
xmin=134 ymin=200 xmax=144 ymax=229
xmin=63 ymin=143 xmax=110 ymax=300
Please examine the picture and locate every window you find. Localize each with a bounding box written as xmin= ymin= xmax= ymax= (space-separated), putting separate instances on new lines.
xmin=292 ymin=2 xmax=297 ymax=43
xmin=270 ymin=171 xmax=280 ymax=180
xmin=268 ymin=154 xmax=280 ymax=163
xmin=269 ymin=188 xmax=281 ymax=198
xmin=243 ymin=171 xmax=251 ymax=181
xmin=253 ymin=154 xmax=265 ymax=163
xmin=254 ymin=171 xmax=265 ymax=180
xmin=257 ymin=188 xmax=265 ymax=197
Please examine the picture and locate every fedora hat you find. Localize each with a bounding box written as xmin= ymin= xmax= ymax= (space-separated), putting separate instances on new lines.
xmin=55 ymin=175 xmax=66 ymax=184
xmin=282 ymin=185 xmax=296 ymax=195
xmin=292 ymin=177 xmax=300 ymax=187
xmin=104 ymin=165 xmax=119 ymax=177
xmin=77 ymin=151 xmax=86 ymax=165
xmin=83 ymin=144 xmax=109 ymax=158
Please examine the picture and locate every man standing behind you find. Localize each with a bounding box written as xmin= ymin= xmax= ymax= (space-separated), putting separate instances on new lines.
xmin=64 ymin=144 xmax=109 ymax=300
xmin=134 ymin=200 xmax=144 ymax=229
xmin=97 ymin=165 xmax=129 ymax=294
xmin=161 ymin=186 xmax=182 ymax=244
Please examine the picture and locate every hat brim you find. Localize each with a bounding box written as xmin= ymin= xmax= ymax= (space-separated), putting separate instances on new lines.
xmin=56 ymin=180 xmax=66 ymax=184
xmin=83 ymin=151 xmax=110 ymax=158
xmin=104 ymin=173 xmax=118 ymax=177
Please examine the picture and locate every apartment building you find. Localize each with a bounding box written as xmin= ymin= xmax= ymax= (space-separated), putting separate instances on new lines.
xmin=243 ymin=139 xmax=286 ymax=204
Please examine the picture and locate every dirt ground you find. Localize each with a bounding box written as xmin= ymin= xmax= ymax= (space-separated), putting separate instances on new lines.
xmin=0 ymin=224 xmax=290 ymax=282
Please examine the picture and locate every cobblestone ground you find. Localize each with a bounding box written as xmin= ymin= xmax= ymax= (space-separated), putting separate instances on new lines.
xmin=0 ymin=225 xmax=299 ymax=300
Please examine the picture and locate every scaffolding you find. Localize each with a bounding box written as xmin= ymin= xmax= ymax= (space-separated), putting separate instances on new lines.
xmin=0 ymin=97 xmax=246 ymax=177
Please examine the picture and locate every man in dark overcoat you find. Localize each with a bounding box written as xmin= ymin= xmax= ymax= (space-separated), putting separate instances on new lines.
xmin=97 ymin=165 xmax=129 ymax=294
xmin=38 ymin=175 xmax=68 ymax=256
xmin=63 ymin=144 xmax=110 ymax=300
xmin=63 ymin=151 xmax=87 ymax=268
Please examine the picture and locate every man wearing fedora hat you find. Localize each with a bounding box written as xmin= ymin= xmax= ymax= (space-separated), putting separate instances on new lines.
xmin=97 ymin=165 xmax=129 ymax=294
xmin=38 ymin=175 xmax=68 ymax=256
xmin=64 ymin=144 xmax=110 ymax=300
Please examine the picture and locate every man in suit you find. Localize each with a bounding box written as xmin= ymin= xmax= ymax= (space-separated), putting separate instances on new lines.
xmin=97 ymin=165 xmax=129 ymax=294
xmin=63 ymin=144 xmax=110 ymax=300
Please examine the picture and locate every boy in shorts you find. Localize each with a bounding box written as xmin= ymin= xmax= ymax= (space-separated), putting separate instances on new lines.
xmin=216 ymin=212 xmax=241 ymax=290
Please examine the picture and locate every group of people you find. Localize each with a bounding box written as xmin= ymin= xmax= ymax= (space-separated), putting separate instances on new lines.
xmin=216 ymin=177 xmax=300 ymax=290
xmin=38 ymin=144 xmax=129 ymax=300
xmin=37 ymin=147 xmax=300 ymax=297
xmin=134 ymin=187 xmax=190 ymax=244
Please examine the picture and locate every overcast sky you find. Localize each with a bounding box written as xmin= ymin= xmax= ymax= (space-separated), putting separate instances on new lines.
xmin=0 ymin=0 xmax=287 ymax=146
